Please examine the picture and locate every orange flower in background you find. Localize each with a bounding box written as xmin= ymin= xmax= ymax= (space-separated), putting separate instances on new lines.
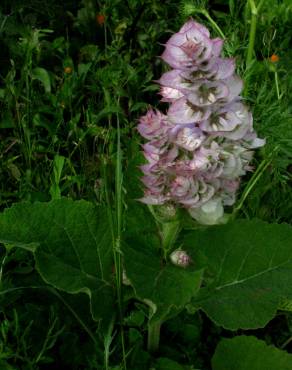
xmin=270 ymin=54 xmax=279 ymax=63
xmin=64 ymin=66 xmax=73 ymax=74
xmin=96 ymin=14 xmax=105 ymax=25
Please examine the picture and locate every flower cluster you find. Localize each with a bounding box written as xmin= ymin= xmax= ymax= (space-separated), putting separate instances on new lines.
xmin=138 ymin=20 xmax=265 ymax=225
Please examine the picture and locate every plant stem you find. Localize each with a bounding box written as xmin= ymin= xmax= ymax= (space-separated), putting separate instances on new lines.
xmin=115 ymin=106 xmax=127 ymax=370
xmin=161 ymin=220 xmax=181 ymax=258
xmin=200 ymin=9 xmax=226 ymax=39
xmin=104 ymin=317 xmax=115 ymax=370
xmin=274 ymin=71 xmax=280 ymax=100
xmin=146 ymin=218 xmax=181 ymax=352
xmin=246 ymin=0 xmax=258 ymax=67
xmin=147 ymin=320 xmax=161 ymax=353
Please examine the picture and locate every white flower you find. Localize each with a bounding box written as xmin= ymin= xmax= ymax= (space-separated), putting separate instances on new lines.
xmin=188 ymin=198 xmax=224 ymax=225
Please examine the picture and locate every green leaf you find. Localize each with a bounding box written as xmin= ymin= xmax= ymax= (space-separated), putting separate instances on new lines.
xmin=0 ymin=199 xmax=114 ymax=322
xmin=212 ymin=336 xmax=292 ymax=370
xmin=124 ymin=242 xmax=202 ymax=320
xmin=32 ymin=67 xmax=51 ymax=93
xmin=184 ymin=219 xmax=292 ymax=329
xmin=50 ymin=155 xmax=65 ymax=200
xmin=154 ymin=357 xmax=185 ymax=370
xmin=124 ymin=152 xmax=144 ymax=200
xmin=0 ymin=360 xmax=16 ymax=370
xmin=125 ymin=201 xmax=160 ymax=250
xmin=124 ymin=202 xmax=203 ymax=321
xmin=0 ymin=112 xmax=15 ymax=128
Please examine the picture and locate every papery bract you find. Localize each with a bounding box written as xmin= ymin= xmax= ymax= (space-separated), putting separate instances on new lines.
xmin=168 ymin=97 xmax=211 ymax=124
xmin=138 ymin=19 xmax=265 ymax=224
xmin=169 ymin=124 xmax=205 ymax=151
xmin=189 ymin=197 xmax=224 ymax=225
xmin=137 ymin=109 xmax=169 ymax=140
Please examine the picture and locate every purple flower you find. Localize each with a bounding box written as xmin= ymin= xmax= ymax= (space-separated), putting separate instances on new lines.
xmin=205 ymin=58 xmax=236 ymax=80
xmin=168 ymin=97 xmax=211 ymax=124
xmin=138 ymin=19 xmax=265 ymax=224
xmin=161 ymin=20 xmax=222 ymax=70
xmin=160 ymin=86 xmax=184 ymax=102
xmin=137 ymin=109 xmax=169 ymax=140
xmin=139 ymin=190 xmax=169 ymax=205
xmin=200 ymin=102 xmax=252 ymax=140
xmin=187 ymin=80 xmax=230 ymax=106
xmin=169 ymin=124 xmax=205 ymax=151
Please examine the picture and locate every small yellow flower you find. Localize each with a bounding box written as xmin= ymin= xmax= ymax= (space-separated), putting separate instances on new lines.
xmin=64 ymin=66 xmax=73 ymax=74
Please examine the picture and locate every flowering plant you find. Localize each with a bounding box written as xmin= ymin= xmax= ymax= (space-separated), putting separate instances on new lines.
xmin=138 ymin=19 xmax=265 ymax=225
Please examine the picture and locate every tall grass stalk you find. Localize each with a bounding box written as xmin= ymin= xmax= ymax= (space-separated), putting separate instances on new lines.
xmin=102 ymin=97 xmax=126 ymax=368
xmin=246 ymin=0 xmax=258 ymax=68
xmin=246 ymin=0 xmax=265 ymax=65
xmin=102 ymin=155 xmax=126 ymax=370
xmin=244 ymin=0 xmax=264 ymax=95
xmin=115 ymin=105 xmax=127 ymax=370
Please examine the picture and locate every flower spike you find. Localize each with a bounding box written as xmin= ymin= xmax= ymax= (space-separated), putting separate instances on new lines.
xmin=138 ymin=19 xmax=265 ymax=225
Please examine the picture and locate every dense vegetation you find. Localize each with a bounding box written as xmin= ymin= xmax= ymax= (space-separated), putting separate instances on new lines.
xmin=0 ymin=0 xmax=292 ymax=369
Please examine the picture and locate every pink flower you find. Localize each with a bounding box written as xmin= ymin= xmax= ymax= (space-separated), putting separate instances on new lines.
xmin=161 ymin=20 xmax=222 ymax=70
xmin=138 ymin=19 xmax=265 ymax=224
xmin=168 ymin=97 xmax=211 ymax=124
xmin=137 ymin=109 xmax=169 ymax=140
xmin=200 ymin=102 xmax=252 ymax=140
xmin=169 ymin=124 xmax=205 ymax=151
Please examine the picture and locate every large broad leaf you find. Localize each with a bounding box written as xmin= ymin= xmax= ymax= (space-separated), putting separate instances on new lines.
xmin=212 ymin=336 xmax=292 ymax=370
xmin=183 ymin=219 xmax=292 ymax=330
xmin=123 ymin=202 xmax=203 ymax=322
xmin=154 ymin=358 xmax=185 ymax=370
xmin=0 ymin=199 xmax=113 ymax=322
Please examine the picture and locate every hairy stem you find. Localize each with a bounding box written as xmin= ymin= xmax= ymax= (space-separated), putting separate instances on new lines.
xmin=147 ymin=320 xmax=161 ymax=353
xmin=146 ymin=217 xmax=181 ymax=351
xmin=200 ymin=9 xmax=226 ymax=39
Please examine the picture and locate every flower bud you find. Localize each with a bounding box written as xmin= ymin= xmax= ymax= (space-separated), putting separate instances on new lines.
xmin=170 ymin=249 xmax=191 ymax=267
xmin=156 ymin=204 xmax=177 ymax=221
xmin=122 ymin=270 xmax=131 ymax=286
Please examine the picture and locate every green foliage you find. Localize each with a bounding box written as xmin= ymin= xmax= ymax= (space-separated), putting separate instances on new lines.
xmin=0 ymin=199 xmax=114 ymax=322
xmin=0 ymin=0 xmax=291 ymax=368
xmin=184 ymin=219 xmax=292 ymax=330
xmin=124 ymin=241 xmax=203 ymax=322
xmin=124 ymin=202 xmax=203 ymax=322
xmin=154 ymin=357 xmax=186 ymax=369
xmin=212 ymin=335 xmax=292 ymax=370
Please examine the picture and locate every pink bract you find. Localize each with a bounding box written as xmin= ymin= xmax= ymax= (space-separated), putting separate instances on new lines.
xmin=138 ymin=19 xmax=265 ymax=225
